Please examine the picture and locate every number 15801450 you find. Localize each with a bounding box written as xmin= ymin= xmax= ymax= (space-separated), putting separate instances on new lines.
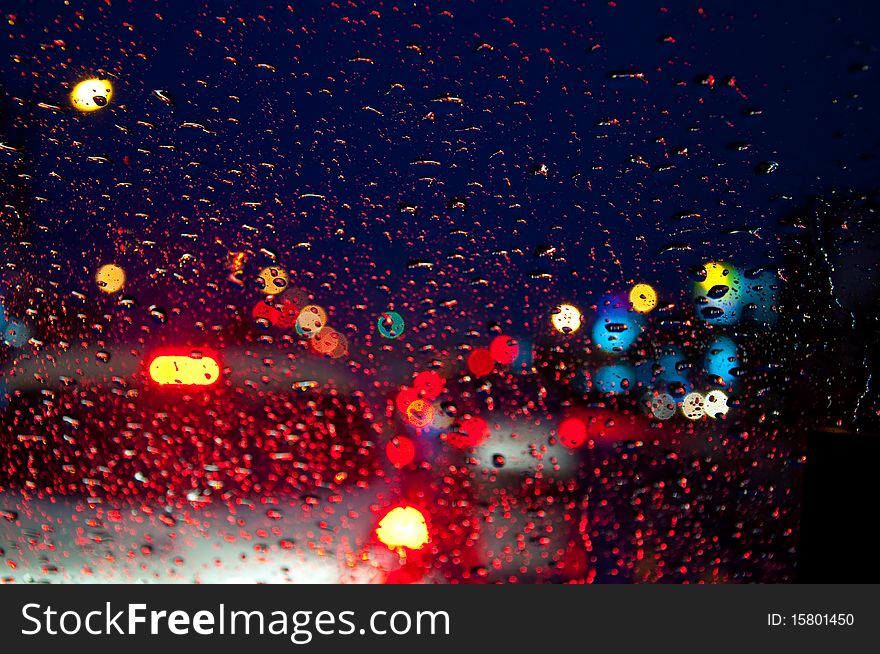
xmin=768 ymin=613 xmax=854 ymax=627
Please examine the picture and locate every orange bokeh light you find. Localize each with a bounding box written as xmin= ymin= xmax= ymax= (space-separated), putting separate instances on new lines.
xmin=405 ymin=399 xmax=434 ymax=428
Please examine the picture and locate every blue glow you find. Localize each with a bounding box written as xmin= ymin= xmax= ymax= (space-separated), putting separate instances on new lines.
xmin=695 ymin=294 xmax=742 ymax=325
xmin=377 ymin=311 xmax=405 ymax=339
xmin=3 ymin=320 xmax=30 ymax=349
xmin=653 ymin=349 xmax=693 ymax=402
xmin=633 ymin=359 xmax=654 ymax=389
xmin=704 ymin=336 xmax=739 ymax=387
xmin=594 ymin=363 xmax=636 ymax=395
xmin=592 ymin=293 xmax=644 ymax=353
xmin=592 ymin=311 xmax=643 ymax=353
xmin=655 ymin=350 xmax=690 ymax=385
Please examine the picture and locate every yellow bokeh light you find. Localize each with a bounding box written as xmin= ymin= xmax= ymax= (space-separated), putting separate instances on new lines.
xmin=256 ymin=266 xmax=289 ymax=295
xmin=375 ymin=506 xmax=429 ymax=551
xmin=71 ymin=78 xmax=113 ymax=112
xmin=630 ymin=283 xmax=657 ymax=313
xmin=551 ymin=303 xmax=582 ymax=334
xmin=95 ymin=264 xmax=126 ymax=293
xmin=695 ymin=261 xmax=737 ymax=293
xmin=681 ymin=392 xmax=706 ymax=421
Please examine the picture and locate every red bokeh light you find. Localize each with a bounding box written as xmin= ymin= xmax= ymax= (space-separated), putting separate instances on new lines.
xmin=467 ymin=348 xmax=495 ymax=378
xmin=413 ymin=370 xmax=445 ymax=400
xmin=446 ymin=415 xmax=490 ymax=449
xmin=558 ymin=417 xmax=588 ymax=448
xmin=386 ymin=436 xmax=416 ymax=467
xmin=490 ymin=335 xmax=519 ymax=365
xmin=395 ymin=387 xmax=420 ymax=414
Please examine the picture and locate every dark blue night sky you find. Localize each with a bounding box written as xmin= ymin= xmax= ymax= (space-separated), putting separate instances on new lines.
xmin=2 ymin=0 xmax=877 ymax=343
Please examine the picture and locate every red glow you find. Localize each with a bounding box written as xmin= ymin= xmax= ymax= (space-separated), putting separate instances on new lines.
xmin=395 ymin=387 xmax=420 ymax=414
xmin=251 ymin=299 xmax=280 ymax=325
xmin=560 ymin=408 xmax=657 ymax=445
xmin=275 ymin=298 xmax=301 ymax=328
xmin=148 ymin=353 xmax=220 ymax=386
xmin=386 ymin=436 xmax=416 ymax=467
xmin=413 ymin=370 xmax=445 ymax=399
xmin=252 ymin=298 xmax=299 ymax=329
xmin=467 ymin=348 xmax=495 ymax=377
xmin=558 ymin=417 xmax=588 ymax=448
xmin=447 ymin=415 xmax=490 ymax=449
xmin=490 ymin=335 xmax=519 ymax=365
xmin=579 ymin=408 xmax=651 ymax=443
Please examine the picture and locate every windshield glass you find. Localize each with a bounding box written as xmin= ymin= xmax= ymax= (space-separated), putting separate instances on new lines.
xmin=2 ymin=1 xmax=878 ymax=584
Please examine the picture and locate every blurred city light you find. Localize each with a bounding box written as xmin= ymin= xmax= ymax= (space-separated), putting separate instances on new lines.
xmin=148 ymin=353 xmax=221 ymax=386
xmin=375 ymin=507 xmax=430 ymax=551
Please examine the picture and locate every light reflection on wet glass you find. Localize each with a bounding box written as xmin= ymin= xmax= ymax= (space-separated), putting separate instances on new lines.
xmin=1 ymin=1 xmax=878 ymax=584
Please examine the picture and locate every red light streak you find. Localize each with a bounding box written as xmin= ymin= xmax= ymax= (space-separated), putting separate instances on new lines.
xmin=148 ymin=353 xmax=220 ymax=386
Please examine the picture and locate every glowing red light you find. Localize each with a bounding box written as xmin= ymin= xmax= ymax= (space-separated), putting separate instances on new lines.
xmin=467 ymin=348 xmax=494 ymax=378
xmin=558 ymin=417 xmax=588 ymax=448
xmin=251 ymin=299 xmax=280 ymax=326
xmin=395 ymin=387 xmax=420 ymax=414
xmin=490 ymin=335 xmax=519 ymax=365
xmin=413 ymin=370 xmax=445 ymax=400
xmin=447 ymin=415 xmax=490 ymax=449
xmin=148 ymin=354 xmax=220 ymax=386
xmin=386 ymin=436 xmax=416 ymax=467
